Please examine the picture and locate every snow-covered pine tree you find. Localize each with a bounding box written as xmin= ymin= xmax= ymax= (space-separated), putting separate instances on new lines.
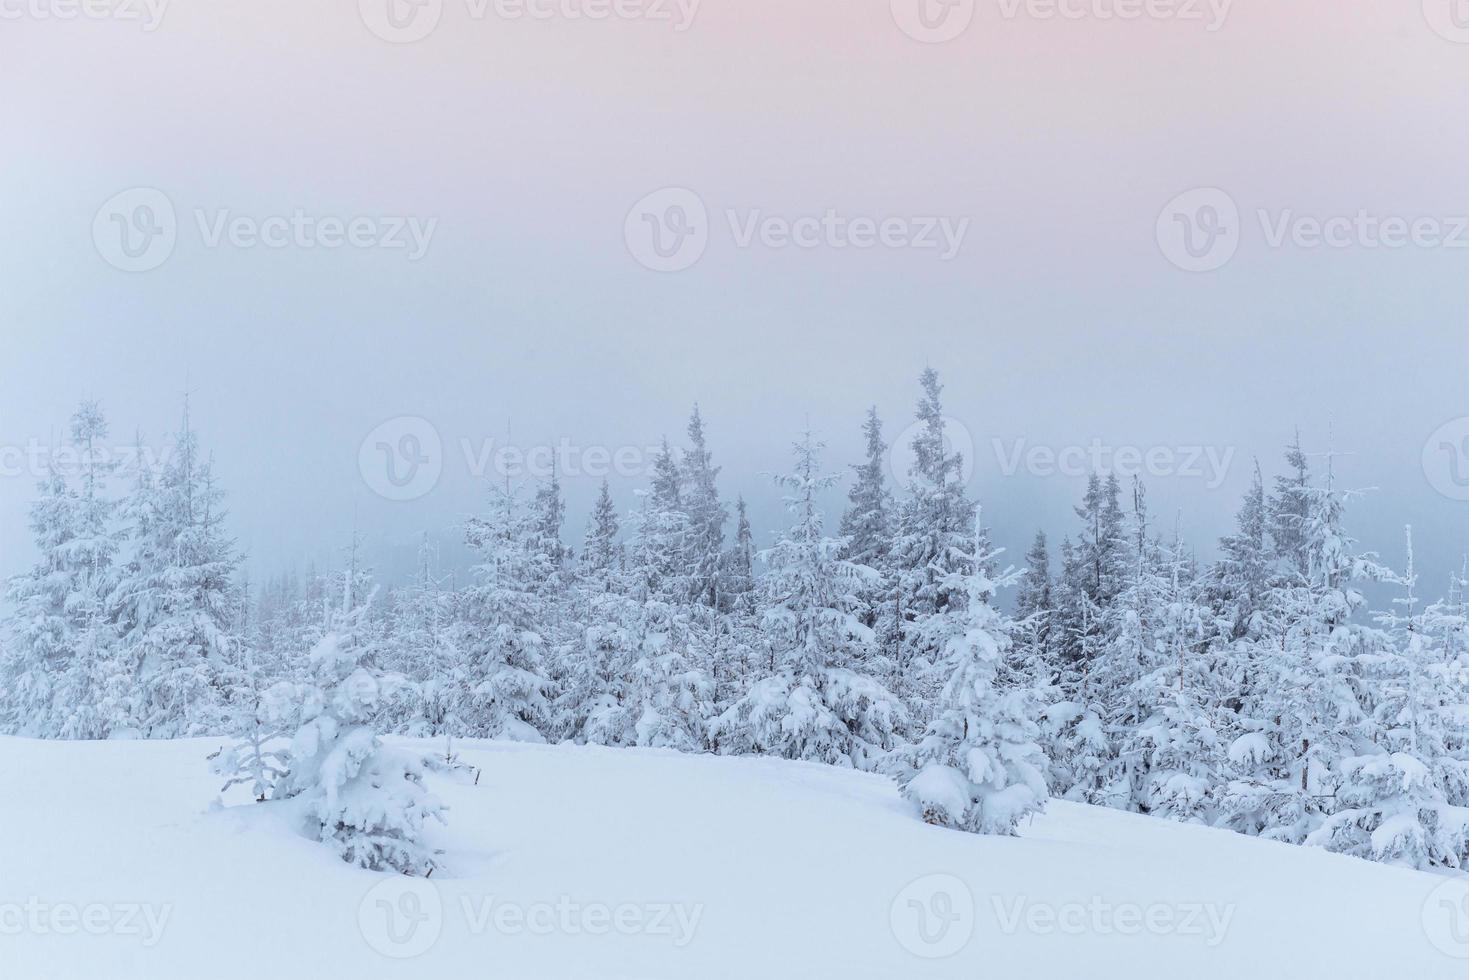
xmin=457 ymin=482 xmax=556 ymax=741
xmin=839 ymin=406 xmax=901 ymax=689
xmin=1208 ymin=461 xmax=1273 ymax=646
xmin=556 ymin=485 xmax=633 ymax=743
xmin=682 ymin=406 xmax=728 ymax=610
xmin=1014 ymin=530 xmax=1055 ymax=681
xmin=382 ymin=535 xmax=466 ymax=738
xmin=1305 ymin=527 xmax=1469 ymax=868
xmin=1202 ymin=460 xmax=1276 ymax=757
xmin=840 ymin=406 xmax=894 ymax=571
xmin=721 ymin=495 xmax=757 ymax=607
xmin=1218 ymin=448 xmax=1382 ymax=844
xmin=1268 ymin=430 xmax=1312 ymax=583
xmin=1039 ymin=590 xmax=1110 ymax=802
xmin=889 ymin=369 xmax=978 ymax=722
xmin=622 ymin=593 xmax=712 ymax=751
xmin=562 ymin=585 xmax=637 ymax=746
xmin=2 ymin=467 xmax=78 ymax=735
xmin=710 ymin=432 xmax=904 ymax=769
xmin=1428 ymin=563 xmax=1469 ymax=809
xmin=1119 ymin=526 xmax=1223 ymax=823
xmin=1039 ymin=474 xmax=1128 ymax=803
xmin=531 ymin=461 xmax=570 ymax=577
xmin=580 ymin=479 xmax=622 ymax=592
xmin=600 ymin=474 xmax=714 ymax=751
xmin=894 ymin=510 xmax=1048 ymax=835
xmin=110 ymin=404 xmax=241 ymax=737
xmin=53 ymin=401 xmax=130 ymax=739
xmin=1 ymin=401 xmax=130 ymax=737
xmin=269 ymin=577 xmax=445 ymax=874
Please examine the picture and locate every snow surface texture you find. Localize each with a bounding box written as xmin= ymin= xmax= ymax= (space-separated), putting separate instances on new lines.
xmin=3 ymin=736 xmax=1468 ymax=979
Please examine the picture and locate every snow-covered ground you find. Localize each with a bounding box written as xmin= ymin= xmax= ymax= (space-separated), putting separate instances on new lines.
xmin=2 ymin=736 xmax=1467 ymax=979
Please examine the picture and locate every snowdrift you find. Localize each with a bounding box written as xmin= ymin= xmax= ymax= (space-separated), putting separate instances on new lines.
xmin=1 ymin=736 xmax=1466 ymax=979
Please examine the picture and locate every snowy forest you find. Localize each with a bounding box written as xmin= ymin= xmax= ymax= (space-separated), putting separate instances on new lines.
xmin=5 ymin=368 xmax=1469 ymax=876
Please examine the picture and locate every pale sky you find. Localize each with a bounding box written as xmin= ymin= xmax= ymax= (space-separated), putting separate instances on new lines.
xmin=3 ymin=0 xmax=1469 ymax=595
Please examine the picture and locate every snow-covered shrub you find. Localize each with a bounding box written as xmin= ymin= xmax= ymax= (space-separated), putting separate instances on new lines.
xmin=209 ymin=679 xmax=295 ymax=802
xmin=1306 ymin=751 xmax=1469 ymax=869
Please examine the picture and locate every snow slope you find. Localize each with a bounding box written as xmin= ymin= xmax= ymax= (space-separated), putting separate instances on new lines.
xmin=2 ymin=736 xmax=1466 ymax=979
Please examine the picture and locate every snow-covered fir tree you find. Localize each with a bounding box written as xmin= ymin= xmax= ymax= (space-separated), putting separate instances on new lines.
xmin=710 ymin=432 xmax=904 ymax=769
xmin=1 ymin=401 xmax=127 ymax=737
xmin=10 ymin=393 xmax=1469 ymax=874
xmin=1305 ymin=527 xmax=1469 ymax=868
xmin=682 ymin=405 xmax=728 ymax=610
xmin=580 ymin=478 xmax=622 ymax=591
xmin=457 ymin=482 xmax=556 ymax=741
xmin=110 ymin=404 xmax=240 ymax=737
xmin=840 ymin=406 xmax=894 ymax=571
xmin=889 ymin=369 xmax=979 ymax=722
xmin=268 ymin=576 xmax=445 ymax=874
xmin=893 ymin=511 xmax=1048 ymax=835
xmin=1013 ymin=530 xmax=1055 ymax=681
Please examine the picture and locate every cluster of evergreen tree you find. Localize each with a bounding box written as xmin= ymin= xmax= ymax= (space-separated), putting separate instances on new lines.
xmin=5 ymin=376 xmax=1469 ymax=871
xmin=1018 ymin=441 xmax=1469 ymax=869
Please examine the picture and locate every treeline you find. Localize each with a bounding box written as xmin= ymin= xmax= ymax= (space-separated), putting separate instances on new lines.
xmin=4 ymin=370 xmax=1469 ymax=872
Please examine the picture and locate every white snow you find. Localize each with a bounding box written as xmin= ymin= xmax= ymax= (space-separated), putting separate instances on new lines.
xmin=1 ymin=735 xmax=1465 ymax=978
